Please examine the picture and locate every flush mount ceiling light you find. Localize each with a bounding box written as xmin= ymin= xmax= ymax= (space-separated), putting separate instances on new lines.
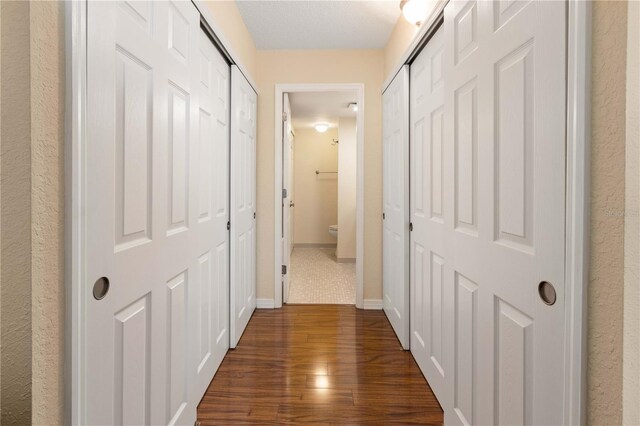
xmin=314 ymin=123 xmax=329 ymax=133
xmin=400 ymin=0 xmax=429 ymax=26
xmin=348 ymin=103 xmax=358 ymax=112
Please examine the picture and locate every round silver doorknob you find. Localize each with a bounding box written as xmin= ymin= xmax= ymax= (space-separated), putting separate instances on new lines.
xmin=93 ymin=277 xmax=110 ymax=300
xmin=538 ymin=281 xmax=556 ymax=305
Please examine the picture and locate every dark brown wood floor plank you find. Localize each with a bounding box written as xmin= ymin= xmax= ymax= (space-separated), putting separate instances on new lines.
xmin=197 ymin=305 xmax=444 ymax=424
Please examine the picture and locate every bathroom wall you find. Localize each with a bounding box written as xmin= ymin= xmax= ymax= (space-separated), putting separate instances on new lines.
xmin=293 ymin=128 xmax=339 ymax=245
xmin=337 ymin=118 xmax=357 ymax=261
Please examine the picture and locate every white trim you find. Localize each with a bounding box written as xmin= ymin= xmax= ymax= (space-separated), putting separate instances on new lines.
xmin=564 ymin=2 xmax=591 ymax=425
xmin=65 ymin=1 xmax=86 ymax=424
xmin=382 ymin=0 xmax=448 ymax=93
xmin=274 ymin=83 xmax=365 ymax=310
xmin=191 ymin=0 xmax=258 ymax=94
xmin=363 ymin=299 xmax=383 ymax=310
xmin=256 ymin=299 xmax=276 ymax=309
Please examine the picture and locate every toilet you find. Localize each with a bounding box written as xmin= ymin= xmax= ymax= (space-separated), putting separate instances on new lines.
xmin=329 ymin=224 xmax=338 ymax=238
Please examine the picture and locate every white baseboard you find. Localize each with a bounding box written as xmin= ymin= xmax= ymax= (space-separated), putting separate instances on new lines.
xmin=256 ymin=299 xmax=275 ymax=309
xmin=363 ymin=299 xmax=383 ymax=310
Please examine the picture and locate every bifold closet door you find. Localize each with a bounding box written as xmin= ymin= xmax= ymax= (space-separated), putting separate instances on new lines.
xmin=230 ymin=66 xmax=257 ymax=348
xmin=84 ymin=1 xmax=222 ymax=424
xmin=410 ymin=1 xmax=568 ymax=424
xmin=191 ymin=29 xmax=231 ymax=404
xmin=382 ymin=65 xmax=410 ymax=349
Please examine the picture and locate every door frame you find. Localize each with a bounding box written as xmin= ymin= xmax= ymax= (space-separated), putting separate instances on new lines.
xmin=273 ymin=84 xmax=365 ymax=309
xmin=382 ymin=2 xmax=592 ymax=424
xmin=64 ymin=1 xmax=258 ymax=423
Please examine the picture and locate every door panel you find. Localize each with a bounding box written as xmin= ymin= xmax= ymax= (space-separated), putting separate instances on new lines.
xmin=410 ymin=27 xmax=446 ymax=402
xmin=86 ymin=2 xmax=230 ymax=423
xmin=192 ymin=29 xmax=230 ymax=403
xmin=230 ymin=66 xmax=257 ymax=348
xmin=446 ymin=1 xmax=567 ymax=424
xmin=409 ymin=1 xmax=567 ymax=424
xmin=382 ymin=66 xmax=410 ymax=349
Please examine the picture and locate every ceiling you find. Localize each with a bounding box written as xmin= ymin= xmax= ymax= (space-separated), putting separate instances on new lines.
xmin=289 ymin=91 xmax=358 ymax=130
xmin=236 ymin=0 xmax=401 ymax=50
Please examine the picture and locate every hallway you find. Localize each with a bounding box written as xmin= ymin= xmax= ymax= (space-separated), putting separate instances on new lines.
xmin=197 ymin=305 xmax=444 ymax=424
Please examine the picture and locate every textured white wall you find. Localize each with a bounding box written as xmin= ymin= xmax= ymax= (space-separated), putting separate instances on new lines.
xmin=337 ymin=118 xmax=357 ymax=260
xmin=0 ymin=2 xmax=65 ymax=424
xmin=624 ymin=2 xmax=640 ymax=425
xmin=589 ymin=2 xmax=627 ymax=424
xmin=30 ymin=2 xmax=65 ymax=424
xmin=1 ymin=1 xmax=32 ymax=423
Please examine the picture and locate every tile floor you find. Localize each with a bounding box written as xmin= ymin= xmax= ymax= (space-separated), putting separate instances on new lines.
xmin=287 ymin=247 xmax=355 ymax=304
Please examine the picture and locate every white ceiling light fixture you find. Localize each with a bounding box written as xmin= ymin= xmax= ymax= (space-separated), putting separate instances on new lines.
xmin=400 ymin=0 xmax=429 ymax=26
xmin=348 ymin=102 xmax=358 ymax=112
xmin=314 ymin=123 xmax=330 ymax=133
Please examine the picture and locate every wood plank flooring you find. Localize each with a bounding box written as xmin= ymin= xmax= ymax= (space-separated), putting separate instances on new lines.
xmin=197 ymin=305 xmax=444 ymax=424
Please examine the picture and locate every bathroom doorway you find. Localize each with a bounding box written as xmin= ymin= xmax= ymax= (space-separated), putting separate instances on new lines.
xmin=275 ymin=85 xmax=364 ymax=307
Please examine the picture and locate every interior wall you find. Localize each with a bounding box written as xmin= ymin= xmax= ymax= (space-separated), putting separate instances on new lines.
xmin=337 ymin=118 xmax=357 ymax=260
xmin=384 ymin=17 xmax=421 ymax=79
xmin=201 ymin=1 xmax=257 ymax=80
xmin=1 ymin=1 xmax=32 ymax=423
xmin=624 ymin=1 xmax=640 ymax=425
xmin=255 ymin=49 xmax=384 ymax=301
xmin=293 ymin=128 xmax=339 ymax=245
xmin=30 ymin=1 xmax=65 ymax=424
xmin=589 ymin=2 xmax=627 ymax=424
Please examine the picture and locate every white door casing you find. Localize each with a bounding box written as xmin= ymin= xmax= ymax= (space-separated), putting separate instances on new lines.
xmin=282 ymin=93 xmax=293 ymax=303
xmin=410 ymin=1 xmax=568 ymax=424
xmin=193 ymin=29 xmax=230 ymax=403
xmin=230 ymin=65 xmax=257 ymax=348
xmin=85 ymin=1 xmax=206 ymax=424
xmin=445 ymin=1 xmax=567 ymax=423
xmin=382 ymin=65 xmax=410 ymax=349
xmin=410 ymin=26 xmax=446 ymax=402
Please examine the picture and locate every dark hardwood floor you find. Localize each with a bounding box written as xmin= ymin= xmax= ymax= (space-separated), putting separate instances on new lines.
xmin=197 ymin=305 xmax=444 ymax=424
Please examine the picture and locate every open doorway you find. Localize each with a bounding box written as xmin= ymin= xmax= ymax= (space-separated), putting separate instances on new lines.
xmin=274 ymin=84 xmax=365 ymax=308
xmin=284 ymin=91 xmax=357 ymax=304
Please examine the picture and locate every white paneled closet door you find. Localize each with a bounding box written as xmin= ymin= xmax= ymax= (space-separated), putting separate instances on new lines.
xmin=230 ymin=66 xmax=257 ymax=348
xmin=409 ymin=27 xmax=446 ymax=403
xmin=382 ymin=65 xmax=410 ymax=349
xmin=85 ymin=1 xmax=203 ymax=424
xmin=191 ymin=30 xmax=230 ymax=404
xmin=410 ymin=1 xmax=568 ymax=424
